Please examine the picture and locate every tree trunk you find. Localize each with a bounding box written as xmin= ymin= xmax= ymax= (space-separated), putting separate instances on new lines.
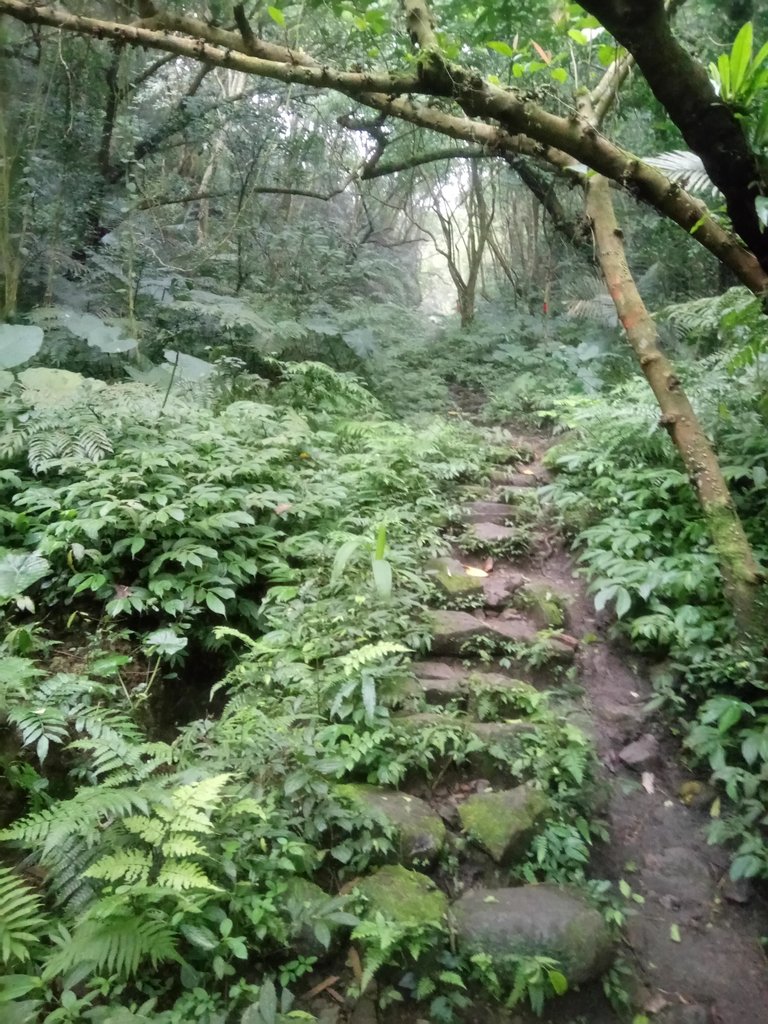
xmin=586 ymin=170 xmax=766 ymax=634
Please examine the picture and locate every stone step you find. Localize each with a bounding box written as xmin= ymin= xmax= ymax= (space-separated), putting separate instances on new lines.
xmin=460 ymin=501 xmax=517 ymax=525
xmin=412 ymin=663 xmax=535 ymax=708
xmin=428 ymin=609 xmax=576 ymax=661
xmin=490 ymin=469 xmax=547 ymax=487
xmin=464 ymin=521 xmax=520 ymax=547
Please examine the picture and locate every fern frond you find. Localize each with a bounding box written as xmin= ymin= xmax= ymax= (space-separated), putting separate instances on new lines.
xmin=43 ymin=914 xmax=179 ymax=980
xmin=155 ymin=861 xmax=220 ymax=892
xmin=84 ymin=850 xmax=152 ymax=885
xmin=0 ymin=865 xmax=47 ymax=964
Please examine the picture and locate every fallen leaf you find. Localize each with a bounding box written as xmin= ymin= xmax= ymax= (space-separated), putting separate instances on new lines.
xmin=302 ymin=976 xmax=341 ymax=999
xmin=670 ymin=923 xmax=682 ymax=943
xmin=464 ymin=566 xmax=488 ymax=578
xmin=710 ymin=796 xmax=721 ymax=818
xmin=521 ymin=467 xmax=536 ymax=475
xmin=326 ymin=988 xmax=345 ymax=1005
xmin=641 ymin=771 xmax=655 ymax=794
xmin=531 ymin=40 xmax=552 ymax=63
xmin=347 ymin=946 xmax=363 ymax=983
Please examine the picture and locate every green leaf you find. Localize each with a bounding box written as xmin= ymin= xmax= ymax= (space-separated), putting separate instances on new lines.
xmin=267 ymin=6 xmax=285 ymax=25
xmin=259 ymin=978 xmax=278 ymax=1022
xmin=669 ymin=923 xmax=681 ymax=942
xmin=0 ymin=552 xmax=51 ymax=602
xmin=550 ymin=67 xmax=568 ymax=83
xmin=0 ymin=974 xmax=42 ymax=1003
xmin=548 ymin=969 xmax=568 ymax=995
xmin=371 ymin=558 xmax=392 ymax=599
xmin=614 ymin=586 xmax=632 ymax=618
xmin=729 ymin=21 xmax=753 ymax=96
xmin=487 ymin=40 xmax=515 ymax=57
xmin=0 ymin=324 xmax=43 ymax=368
xmin=144 ymin=628 xmax=188 ymax=658
xmin=332 ymin=537 xmax=361 ymax=582
xmin=205 ymin=592 xmax=227 ymax=615
xmin=568 ymin=28 xmax=588 ymax=45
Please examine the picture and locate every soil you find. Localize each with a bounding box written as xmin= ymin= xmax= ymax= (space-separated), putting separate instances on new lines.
xmin=308 ymin=430 xmax=768 ymax=1024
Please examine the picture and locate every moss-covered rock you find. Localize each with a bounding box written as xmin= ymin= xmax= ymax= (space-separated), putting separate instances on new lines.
xmin=458 ymin=785 xmax=550 ymax=863
xmin=426 ymin=556 xmax=485 ymax=597
xmin=454 ymin=885 xmax=613 ymax=984
xmin=335 ymin=785 xmax=446 ymax=867
xmin=512 ymin=582 xmax=569 ymax=629
xmin=353 ymin=865 xmax=447 ymax=928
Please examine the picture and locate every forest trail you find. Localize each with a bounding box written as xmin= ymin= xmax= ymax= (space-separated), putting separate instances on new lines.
xmin=343 ymin=432 xmax=768 ymax=1024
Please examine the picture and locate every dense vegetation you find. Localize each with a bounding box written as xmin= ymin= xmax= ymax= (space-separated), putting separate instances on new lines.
xmin=1 ymin=1 xmax=768 ymax=1022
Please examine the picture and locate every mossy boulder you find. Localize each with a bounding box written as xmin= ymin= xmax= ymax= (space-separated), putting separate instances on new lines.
xmin=426 ymin=556 xmax=485 ymax=597
xmin=458 ymin=785 xmax=550 ymax=864
xmin=335 ymin=784 xmax=446 ymax=867
xmin=512 ymin=583 xmax=569 ymax=629
xmin=354 ymin=865 xmax=447 ymax=929
xmin=454 ymin=884 xmax=613 ymax=984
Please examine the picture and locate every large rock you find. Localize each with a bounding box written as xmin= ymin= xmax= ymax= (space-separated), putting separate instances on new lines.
xmin=426 ymin=556 xmax=485 ymax=598
xmin=458 ymin=786 xmax=550 ymax=864
xmin=454 ymin=885 xmax=613 ymax=984
xmin=354 ymin=865 xmax=447 ymax=928
xmin=335 ymin=785 xmax=446 ymax=867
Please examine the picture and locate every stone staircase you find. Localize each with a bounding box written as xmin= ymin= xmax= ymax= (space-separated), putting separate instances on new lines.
xmin=341 ymin=443 xmax=616 ymax=1021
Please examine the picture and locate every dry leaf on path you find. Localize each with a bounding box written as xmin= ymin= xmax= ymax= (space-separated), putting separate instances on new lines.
xmin=641 ymin=771 xmax=655 ymax=794
xmin=464 ymin=566 xmax=488 ymax=577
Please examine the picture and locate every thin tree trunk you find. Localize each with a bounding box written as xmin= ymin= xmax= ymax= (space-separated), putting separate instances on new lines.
xmin=586 ymin=169 xmax=765 ymax=634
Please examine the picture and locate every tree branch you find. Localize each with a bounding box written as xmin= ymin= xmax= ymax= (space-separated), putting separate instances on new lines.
xmin=1 ymin=0 xmax=766 ymax=297
xmin=580 ymin=0 xmax=768 ymax=272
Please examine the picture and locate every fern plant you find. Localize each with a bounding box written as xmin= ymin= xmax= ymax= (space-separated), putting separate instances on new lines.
xmin=0 ymin=865 xmax=48 ymax=965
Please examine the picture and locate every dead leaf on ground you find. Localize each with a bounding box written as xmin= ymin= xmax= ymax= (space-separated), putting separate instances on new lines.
xmin=347 ymin=945 xmax=363 ymax=983
xmin=641 ymin=771 xmax=655 ymax=794
xmin=643 ymin=991 xmax=669 ymax=1014
xmin=302 ymin=976 xmax=341 ymax=999
xmin=464 ymin=566 xmax=488 ymax=578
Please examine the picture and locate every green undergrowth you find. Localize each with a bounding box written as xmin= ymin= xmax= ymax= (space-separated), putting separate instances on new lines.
xmin=541 ymin=356 xmax=768 ymax=881
xmin=0 ymin=360 xmax=605 ymax=1023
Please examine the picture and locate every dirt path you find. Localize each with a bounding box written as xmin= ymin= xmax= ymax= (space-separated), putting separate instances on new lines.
xmin=479 ymin=435 xmax=768 ymax=1024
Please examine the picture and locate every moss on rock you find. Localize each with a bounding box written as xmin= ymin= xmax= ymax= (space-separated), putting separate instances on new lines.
xmin=353 ymin=865 xmax=448 ymax=928
xmin=458 ymin=785 xmax=551 ymax=864
xmin=335 ymin=784 xmax=446 ymax=867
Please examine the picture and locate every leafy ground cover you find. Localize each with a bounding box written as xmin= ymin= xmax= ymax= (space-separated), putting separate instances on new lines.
xmin=0 ymin=358 xmax=612 ymax=1023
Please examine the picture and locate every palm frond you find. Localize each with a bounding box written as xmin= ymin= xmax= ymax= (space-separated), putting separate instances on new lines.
xmin=644 ymin=150 xmax=718 ymax=195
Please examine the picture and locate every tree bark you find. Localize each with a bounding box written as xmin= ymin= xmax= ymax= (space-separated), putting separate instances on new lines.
xmin=586 ymin=158 xmax=765 ymax=634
